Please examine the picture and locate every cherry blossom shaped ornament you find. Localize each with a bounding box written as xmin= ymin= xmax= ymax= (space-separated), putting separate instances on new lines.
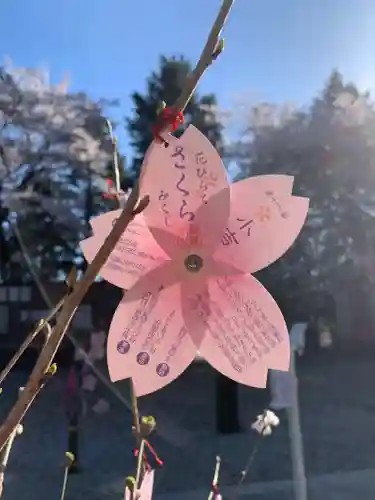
xmin=80 ymin=125 xmax=309 ymax=396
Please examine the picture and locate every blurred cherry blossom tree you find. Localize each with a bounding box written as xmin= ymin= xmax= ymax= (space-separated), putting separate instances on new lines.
xmin=0 ymin=59 xmax=118 ymax=280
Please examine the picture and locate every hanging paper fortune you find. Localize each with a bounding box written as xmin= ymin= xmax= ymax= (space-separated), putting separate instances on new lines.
xmin=80 ymin=125 xmax=309 ymax=396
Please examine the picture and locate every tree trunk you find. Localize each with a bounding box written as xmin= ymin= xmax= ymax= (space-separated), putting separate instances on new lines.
xmin=215 ymin=373 xmax=240 ymax=434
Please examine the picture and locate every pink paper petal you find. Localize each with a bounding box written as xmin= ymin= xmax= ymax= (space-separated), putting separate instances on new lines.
xmin=80 ymin=211 xmax=169 ymax=290
xmin=214 ymin=181 xmax=309 ymax=274
xmin=180 ymin=282 xmax=210 ymax=349
xmin=149 ymin=189 xmax=232 ymax=260
xmin=184 ymin=187 xmax=231 ymax=257
xmin=139 ymin=125 xmax=230 ymax=255
xmin=107 ymin=282 xmax=197 ymax=396
xmin=123 ymin=260 xmax=182 ymax=303
xmin=189 ymin=274 xmax=290 ymax=388
xmin=144 ymin=228 xmax=188 ymax=264
xmin=124 ymin=470 xmax=154 ymax=500
xmin=180 ymin=257 xmax=243 ymax=347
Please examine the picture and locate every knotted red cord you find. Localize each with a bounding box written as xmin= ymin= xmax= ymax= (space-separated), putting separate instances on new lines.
xmin=102 ymin=179 xmax=126 ymax=203
xmin=144 ymin=440 xmax=163 ymax=466
xmin=134 ymin=439 xmax=164 ymax=471
xmin=102 ymin=179 xmax=117 ymax=199
xmin=152 ymin=106 xmax=184 ymax=147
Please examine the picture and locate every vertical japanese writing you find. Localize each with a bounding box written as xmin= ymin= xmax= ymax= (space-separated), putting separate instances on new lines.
xmin=121 ymin=285 xmax=164 ymax=343
xmin=196 ymin=152 xmax=207 ymax=165
xmin=214 ymin=277 xmax=283 ymax=362
xmin=171 ymin=145 xmax=195 ymax=222
xmin=171 ymin=146 xmax=185 ymax=165
xmin=195 ymin=151 xmax=218 ymax=204
xmin=158 ymin=189 xmax=171 ymax=226
xmin=221 ymin=218 xmax=255 ymax=246
xmin=221 ymin=228 xmax=239 ymax=246
xmin=237 ymin=217 xmax=254 ymax=235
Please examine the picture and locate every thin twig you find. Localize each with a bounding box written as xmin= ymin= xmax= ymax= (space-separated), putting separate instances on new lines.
xmin=105 ymin=118 xmax=144 ymax=475
xmin=105 ymin=119 xmax=121 ymax=195
xmin=173 ymin=0 xmax=234 ymax=115
xmin=59 ymin=452 xmax=75 ymax=500
xmin=130 ymin=379 xmax=142 ymax=448
xmin=231 ymin=436 xmax=263 ymax=500
xmin=0 ymin=300 xmax=64 ymax=386
xmin=59 ymin=466 xmax=69 ymax=500
xmin=0 ymin=386 xmax=24 ymax=499
xmin=0 ymin=424 xmax=23 ymax=498
xmin=0 ymin=0 xmax=235 ymax=454
xmin=135 ymin=439 xmax=145 ymax=489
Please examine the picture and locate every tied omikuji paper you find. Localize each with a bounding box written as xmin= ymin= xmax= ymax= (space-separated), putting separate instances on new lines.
xmin=80 ymin=126 xmax=309 ymax=396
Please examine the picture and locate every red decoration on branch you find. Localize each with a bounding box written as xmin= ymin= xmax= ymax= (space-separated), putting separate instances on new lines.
xmin=134 ymin=439 xmax=164 ymax=471
xmin=102 ymin=179 xmax=116 ymax=199
xmin=152 ymin=107 xmax=184 ymax=146
xmin=102 ymin=179 xmax=126 ymax=202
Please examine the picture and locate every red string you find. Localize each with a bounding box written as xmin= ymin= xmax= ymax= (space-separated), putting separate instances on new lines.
xmin=133 ymin=440 xmax=164 ymax=469
xmin=144 ymin=440 xmax=164 ymax=466
xmin=102 ymin=178 xmax=125 ymax=201
xmin=152 ymin=107 xmax=184 ymax=146
xmin=102 ymin=179 xmax=116 ymax=199
xmin=134 ymin=448 xmax=151 ymax=470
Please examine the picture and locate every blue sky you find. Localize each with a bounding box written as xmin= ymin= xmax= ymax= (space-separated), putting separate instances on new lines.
xmin=1 ymin=0 xmax=375 ymax=157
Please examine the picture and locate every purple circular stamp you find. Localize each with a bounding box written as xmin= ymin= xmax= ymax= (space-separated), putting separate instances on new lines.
xmin=136 ymin=352 xmax=150 ymax=365
xmin=117 ymin=340 xmax=130 ymax=354
xmin=156 ymin=362 xmax=170 ymax=377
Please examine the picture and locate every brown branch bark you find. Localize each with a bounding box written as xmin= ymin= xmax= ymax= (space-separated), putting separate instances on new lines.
xmin=0 ymin=386 xmax=24 ymax=499
xmin=0 ymin=423 xmax=23 ymax=498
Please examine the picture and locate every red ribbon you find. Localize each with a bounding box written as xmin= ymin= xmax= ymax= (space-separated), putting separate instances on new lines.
xmin=134 ymin=439 xmax=164 ymax=470
xmin=152 ymin=107 xmax=184 ymax=146
xmin=102 ymin=179 xmax=127 ymax=202
xmin=144 ymin=440 xmax=164 ymax=466
xmin=102 ymin=179 xmax=117 ymax=199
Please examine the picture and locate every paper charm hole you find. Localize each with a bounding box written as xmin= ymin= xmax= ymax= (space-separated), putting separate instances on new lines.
xmin=184 ymin=254 xmax=203 ymax=273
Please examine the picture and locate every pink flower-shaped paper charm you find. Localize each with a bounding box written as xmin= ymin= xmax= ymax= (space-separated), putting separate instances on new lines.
xmin=80 ymin=125 xmax=309 ymax=396
xmin=124 ymin=470 xmax=154 ymax=500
